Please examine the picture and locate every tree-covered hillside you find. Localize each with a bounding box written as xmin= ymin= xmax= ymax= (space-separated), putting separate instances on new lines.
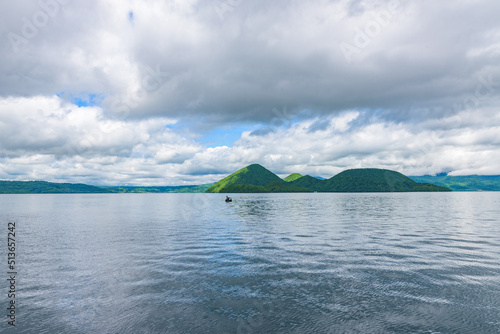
xmin=289 ymin=175 xmax=325 ymax=190
xmin=205 ymin=164 xmax=283 ymax=193
xmin=101 ymin=184 xmax=213 ymax=193
xmin=1 ymin=166 xmax=463 ymax=194
xmin=0 ymin=180 xmax=213 ymax=194
xmin=0 ymin=180 xmax=108 ymax=194
xmin=206 ymin=165 xmax=451 ymax=193
xmin=221 ymin=181 xmax=312 ymax=193
xmin=323 ymin=169 xmax=449 ymax=192
xmin=409 ymin=175 xmax=500 ymax=191
xmin=283 ymin=173 xmax=303 ymax=182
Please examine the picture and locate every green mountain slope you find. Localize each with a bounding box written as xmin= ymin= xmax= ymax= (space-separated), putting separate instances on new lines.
xmin=221 ymin=181 xmax=312 ymax=193
xmin=322 ymin=169 xmax=450 ymax=192
xmin=0 ymin=181 xmax=213 ymax=194
xmin=205 ymin=164 xmax=283 ymax=193
xmin=409 ymin=175 xmax=500 ymax=191
xmin=101 ymin=184 xmax=214 ymax=193
xmin=207 ymin=165 xmax=451 ymax=193
xmin=289 ymin=175 xmax=325 ymax=190
xmin=0 ymin=166 xmax=456 ymax=194
xmin=0 ymin=180 xmax=109 ymax=194
xmin=323 ymin=169 xmax=411 ymax=192
xmin=264 ymin=181 xmax=312 ymax=192
xmin=283 ymin=173 xmax=303 ymax=182
xmin=220 ymin=184 xmax=270 ymax=193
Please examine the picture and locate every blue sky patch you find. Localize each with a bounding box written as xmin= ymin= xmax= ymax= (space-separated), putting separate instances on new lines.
xmin=202 ymin=125 xmax=255 ymax=148
xmin=71 ymin=94 xmax=103 ymax=108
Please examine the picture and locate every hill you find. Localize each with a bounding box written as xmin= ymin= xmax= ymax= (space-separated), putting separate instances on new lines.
xmin=322 ymin=169 xmax=450 ymax=192
xmin=289 ymin=175 xmax=325 ymax=190
xmin=409 ymin=175 xmax=500 ymax=191
xmin=101 ymin=184 xmax=213 ymax=193
xmin=207 ymin=165 xmax=451 ymax=193
xmin=205 ymin=164 xmax=283 ymax=193
xmin=0 ymin=167 xmax=458 ymax=194
xmin=0 ymin=180 xmax=213 ymax=194
xmin=283 ymin=173 xmax=303 ymax=182
xmin=220 ymin=181 xmax=312 ymax=193
xmin=0 ymin=180 xmax=109 ymax=194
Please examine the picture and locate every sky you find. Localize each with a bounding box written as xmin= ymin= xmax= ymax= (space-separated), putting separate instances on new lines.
xmin=1 ymin=0 xmax=500 ymax=186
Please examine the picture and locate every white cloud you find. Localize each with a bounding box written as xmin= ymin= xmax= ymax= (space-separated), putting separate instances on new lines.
xmin=2 ymin=0 xmax=500 ymax=122
xmin=192 ymin=110 xmax=500 ymax=179
xmin=0 ymin=95 xmax=203 ymax=185
xmin=1 ymin=95 xmax=499 ymax=184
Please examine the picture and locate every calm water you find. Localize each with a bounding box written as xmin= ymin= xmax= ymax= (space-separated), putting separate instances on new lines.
xmin=1 ymin=192 xmax=500 ymax=333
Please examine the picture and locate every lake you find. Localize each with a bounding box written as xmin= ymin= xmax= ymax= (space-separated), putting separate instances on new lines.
xmin=1 ymin=192 xmax=500 ymax=333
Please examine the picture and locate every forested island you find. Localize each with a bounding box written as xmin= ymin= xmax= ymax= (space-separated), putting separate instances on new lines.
xmin=205 ymin=164 xmax=451 ymax=193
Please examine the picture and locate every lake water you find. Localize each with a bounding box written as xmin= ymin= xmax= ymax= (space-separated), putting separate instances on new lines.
xmin=1 ymin=192 xmax=500 ymax=333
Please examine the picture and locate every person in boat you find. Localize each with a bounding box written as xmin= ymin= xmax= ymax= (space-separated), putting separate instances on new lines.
xmin=225 ymin=195 xmax=232 ymax=202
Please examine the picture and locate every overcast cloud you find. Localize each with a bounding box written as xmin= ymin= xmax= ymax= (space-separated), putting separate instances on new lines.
xmin=1 ymin=0 xmax=499 ymax=185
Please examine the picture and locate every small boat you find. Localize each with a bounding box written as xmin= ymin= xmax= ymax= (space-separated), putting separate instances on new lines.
xmin=225 ymin=196 xmax=232 ymax=202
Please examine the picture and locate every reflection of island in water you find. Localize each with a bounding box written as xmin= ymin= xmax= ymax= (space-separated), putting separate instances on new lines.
xmin=205 ymin=164 xmax=451 ymax=193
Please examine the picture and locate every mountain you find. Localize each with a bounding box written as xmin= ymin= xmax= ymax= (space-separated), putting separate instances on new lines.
xmin=289 ymin=175 xmax=325 ymax=190
xmin=265 ymin=181 xmax=313 ymax=192
xmin=0 ymin=166 xmax=456 ymax=194
xmin=409 ymin=175 xmax=500 ymax=191
xmin=321 ymin=169 xmax=450 ymax=192
xmin=0 ymin=180 xmax=109 ymax=194
xmin=101 ymin=184 xmax=214 ymax=193
xmin=207 ymin=165 xmax=451 ymax=193
xmin=205 ymin=164 xmax=283 ymax=193
xmin=0 ymin=180 xmax=213 ymax=194
xmin=220 ymin=182 xmax=312 ymax=193
xmin=283 ymin=173 xmax=303 ymax=182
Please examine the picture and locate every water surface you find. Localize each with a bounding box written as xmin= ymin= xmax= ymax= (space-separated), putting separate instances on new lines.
xmin=1 ymin=192 xmax=500 ymax=333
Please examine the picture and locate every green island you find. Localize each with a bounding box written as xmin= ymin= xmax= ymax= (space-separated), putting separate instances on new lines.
xmin=205 ymin=164 xmax=451 ymax=193
xmin=2 ymin=164 xmax=500 ymax=194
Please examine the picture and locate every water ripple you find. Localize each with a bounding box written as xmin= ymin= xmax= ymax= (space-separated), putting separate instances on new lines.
xmin=2 ymin=192 xmax=500 ymax=333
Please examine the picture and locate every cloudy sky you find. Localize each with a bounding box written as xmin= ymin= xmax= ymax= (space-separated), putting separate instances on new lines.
xmin=1 ymin=0 xmax=499 ymax=186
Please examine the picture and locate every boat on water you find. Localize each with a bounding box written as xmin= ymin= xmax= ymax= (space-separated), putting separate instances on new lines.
xmin=225 ymin=196 xmax=232 ymax=202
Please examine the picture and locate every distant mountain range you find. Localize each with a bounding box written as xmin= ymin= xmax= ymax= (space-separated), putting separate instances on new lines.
xmin=1 ymin=167 xmax=500 ymax=194
xmin=205 ymin=164 xmax=451 ymax=193
xmin=0 ymin=180 xmax=109 ymax=194
xmin=409 ymin=175 xmax=500 ymax=191
xmin=0 ymin=180 xmax=212 ymax=194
